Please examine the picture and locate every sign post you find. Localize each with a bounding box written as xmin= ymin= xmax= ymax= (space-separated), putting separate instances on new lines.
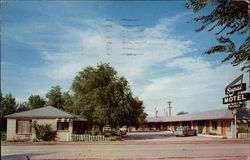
xmin=223 ymin=74 xmax=250 ymax=139
xmin=232 ymin=109 xmax=237 ymax=139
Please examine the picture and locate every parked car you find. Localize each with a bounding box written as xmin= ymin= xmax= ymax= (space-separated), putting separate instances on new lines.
xmin=173 ymin=126 xmax=197 ymax=137
xmin=103 ymin=125 xmax=117 ymax=137
xmin=119 ymin=126 xmax=128 ymax=135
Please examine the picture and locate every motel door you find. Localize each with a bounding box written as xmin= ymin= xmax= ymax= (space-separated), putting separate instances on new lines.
xmin=221 ymin=121 xmax=226 ymax=136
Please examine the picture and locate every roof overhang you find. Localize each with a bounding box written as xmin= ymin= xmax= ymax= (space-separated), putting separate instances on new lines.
xmin=146 ymin=118 xmax=235 ymax=123
xmin=5 ymin=116 xmax=75 ymax=119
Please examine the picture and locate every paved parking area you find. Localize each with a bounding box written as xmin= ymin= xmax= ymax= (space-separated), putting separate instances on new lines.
xmin=123 ymin=131 xmax=218 ymax=141
xmin=1 ymin=132 xmax=250 ymax=160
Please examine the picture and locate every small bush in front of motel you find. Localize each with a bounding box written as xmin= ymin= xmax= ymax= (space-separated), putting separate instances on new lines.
xmin=1 ymin=131 xmax=6 ymax=141
xmin=237 ymin=127 xmax=248 ymax=137
xmin=32 ymin=121 xmax=57 ymax=141
xmin=108 ymin=136 xmax=122 ymax=141
xmin=197 ymin=125 xmax=204 ymax=134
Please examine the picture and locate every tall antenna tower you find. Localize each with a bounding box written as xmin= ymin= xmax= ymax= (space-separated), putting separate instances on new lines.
xmin=167 ymin=101 xmax=172 ymax=116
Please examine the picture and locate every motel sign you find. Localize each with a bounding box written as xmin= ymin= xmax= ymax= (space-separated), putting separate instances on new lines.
xmin=223 ymin=74 xmax=250 ymax=139
xmin=223 ymin=74 xmax=250 ymax=109
xmin=223 ymin=92 xmax=250 ymax=104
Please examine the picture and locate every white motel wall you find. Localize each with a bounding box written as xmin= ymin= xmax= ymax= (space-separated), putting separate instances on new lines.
xmin=6 ymin=118 xmax=74 ymax=141
xmin=5 ymin=106 xmax=77 ymax=141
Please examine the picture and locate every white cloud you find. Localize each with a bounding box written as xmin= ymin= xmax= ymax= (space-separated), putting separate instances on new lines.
xmin=140 ymin=57 xmax=247 ymax=116
xmin=4 ymin=12 xmax=247 ymax=115
xmin=11 ymin=14 xmax=195 ymax=82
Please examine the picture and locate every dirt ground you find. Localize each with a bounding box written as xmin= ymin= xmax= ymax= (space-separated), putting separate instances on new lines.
xmin=1 ymin=132 xmax=250 ymax=160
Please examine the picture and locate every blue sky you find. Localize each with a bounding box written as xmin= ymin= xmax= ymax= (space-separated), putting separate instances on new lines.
xmin=2 ymin=1 xmax=249 ymax=116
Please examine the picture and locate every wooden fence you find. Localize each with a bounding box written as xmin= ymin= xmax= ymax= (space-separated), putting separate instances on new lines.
xmin=70 ymin=134 xmax=109 ymax=142
xmin=238 ymin=133 xmax=250 ymax=139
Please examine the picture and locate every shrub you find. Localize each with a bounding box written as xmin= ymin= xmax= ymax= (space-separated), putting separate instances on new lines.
xmin=237 ymin=127 xmax=248 ymax=133
xmin=91 ymin=130 xmax=98 ymax=136
xmin=237 ymin=127 xmax=248 ymax=137
xmin=33 ymin=139 xmax=39 ymax=142
xmin=197 ymin=125 xmax=204 ymax=134
xmin=84 ymin=130 xmax=102 ymax=136
xmin=32 ymin=121 xmax=57 ymax=141
xmin=98 ymin=132 xmax=104 ymax=136
xmin=84 ymin=130 xmax=91 ymax=135
xmin=109 ymin=136 xmax=122 ymax=141
xmin=1 ymin=131 xmax=6 ymax=141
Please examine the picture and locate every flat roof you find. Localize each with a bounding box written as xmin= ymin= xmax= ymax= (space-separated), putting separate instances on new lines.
xmin=146 ymin=109 xmax=250 ymax=123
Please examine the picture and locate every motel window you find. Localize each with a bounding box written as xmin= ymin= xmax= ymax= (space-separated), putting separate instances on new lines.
xmin=57 ymin=122 xmax=69 ymax=131
xmin=212 ymin=121 xmax=217 ymax=130
xmin=16 ymin=120 xmax=31 ymax=134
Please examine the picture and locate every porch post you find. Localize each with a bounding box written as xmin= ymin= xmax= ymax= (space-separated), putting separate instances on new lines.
xmin=68 ymin=119 xmax=73 ymax=141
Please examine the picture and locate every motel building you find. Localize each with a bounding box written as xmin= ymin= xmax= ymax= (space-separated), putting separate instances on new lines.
xmin=4 ymin=106 xmax=87 ymax=141
xmin=139 ymin=109 xmax=250 ymax=138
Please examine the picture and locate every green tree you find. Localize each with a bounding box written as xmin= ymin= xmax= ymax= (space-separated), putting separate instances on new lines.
xmin=71 ymin=62 xmax=146 ymax=128
xmin=138 ymin=112 xmax=148 ymax=124
xmin=177 ymin=111 xmax=188 ymax=115
xmin=16 ymin=102 xmax=30 ymax=112
xmin=62 ymin=92 xmax=74 ymax=113
xmin=46 ymin=86 xmax=64 ymax=109
xmin=1 ymin=93 xmax=17 ymax=117
xmin=126 ymin=97 xmax=146 ymax=127
xmin=186 ymin=0 xmax=249 ymax=71
xmin=0 ymin=93 xmax=17 ymax=131
xmin=28 ymin=95 xmax=46 ymax=109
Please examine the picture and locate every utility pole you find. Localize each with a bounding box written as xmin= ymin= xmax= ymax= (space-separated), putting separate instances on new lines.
xmin=155 ymin=108 xmax=158 ymax=117
xmin=167 ymin=101 xmax=172 ymax=116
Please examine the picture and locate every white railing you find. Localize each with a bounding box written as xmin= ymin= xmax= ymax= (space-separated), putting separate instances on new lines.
xmin=70 ymin=134 xmax=109 ymax=142
xmin=238 ymin=133 xmax=250 ymax=139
